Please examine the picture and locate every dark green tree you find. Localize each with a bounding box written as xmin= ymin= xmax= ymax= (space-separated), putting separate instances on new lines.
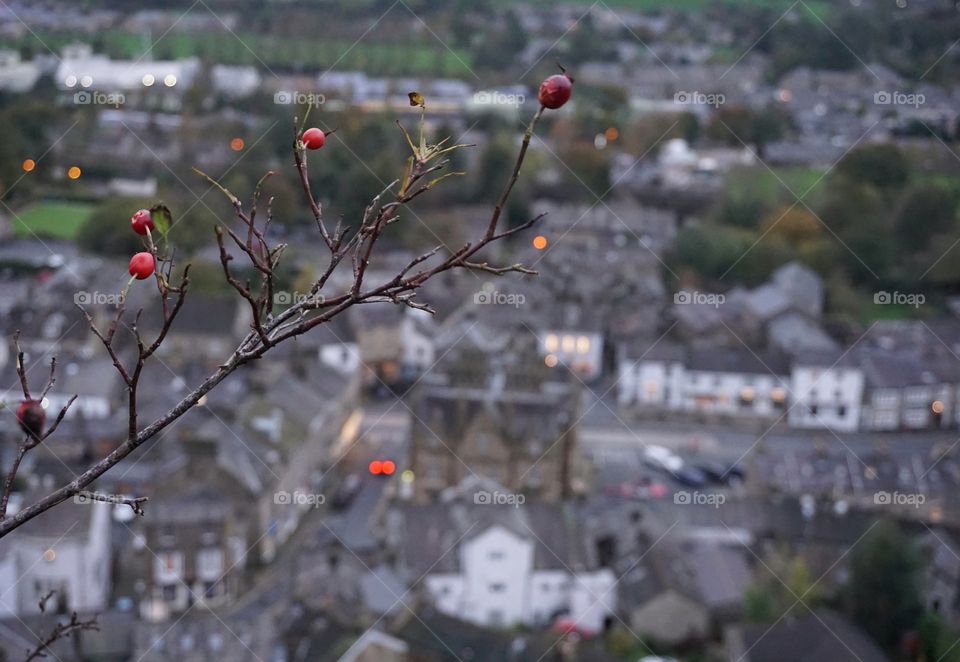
xmin=846 ymin=519 xmax=923 ymax=652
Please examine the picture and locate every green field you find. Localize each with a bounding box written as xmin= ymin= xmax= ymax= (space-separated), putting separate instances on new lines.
xmin=8 ymin=30 xmax=474 ymax=78
xmin=11 ymin=202 xmax=95 ymax=240
xmin=726 ymin=166 xmax=827 ymax=201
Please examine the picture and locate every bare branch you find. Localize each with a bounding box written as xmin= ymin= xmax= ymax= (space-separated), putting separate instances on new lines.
xmin=24 ymin=610 xmax=99 ymax=661
xmin=76 ymin=490 xmax=148 ymax=517
xmin=0 ymin=99 xmax=550 ymax=538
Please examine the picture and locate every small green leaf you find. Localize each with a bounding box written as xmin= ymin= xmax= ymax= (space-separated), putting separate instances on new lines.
xmin=150 ymin=203 xmax=173 ymax=238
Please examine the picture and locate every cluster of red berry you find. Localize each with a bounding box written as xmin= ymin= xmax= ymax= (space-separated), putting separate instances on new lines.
xmin=128 ymin=209 xmax=155 ymax=280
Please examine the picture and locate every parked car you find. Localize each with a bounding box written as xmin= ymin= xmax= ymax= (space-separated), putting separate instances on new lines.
xmin=643 ymin=445 xmax=683 ymax=473
xmin=674 ymin=466 xmax=708 ymax=487
xmin=696 ymin=460 xmax=745 ymax=485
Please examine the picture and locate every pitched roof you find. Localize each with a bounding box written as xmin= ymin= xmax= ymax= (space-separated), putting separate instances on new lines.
xmin=389 ymin=501 xmax=594 ymax=576
xmin=738 ymin=610 xmax=888 ymax=662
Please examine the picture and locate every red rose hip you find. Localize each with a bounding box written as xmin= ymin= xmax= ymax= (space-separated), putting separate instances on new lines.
xmin=16 ymin=399 xmax=45 ymax=439
xmin=302 ymin=127 xmax=326 ymax=150
xmin=131 ymin=209 xmax=154 ymax=235
xmin=128 ymin=252 xmax=155 ymax=280
xmin=538 ymin=72 xmax=574 ymax=110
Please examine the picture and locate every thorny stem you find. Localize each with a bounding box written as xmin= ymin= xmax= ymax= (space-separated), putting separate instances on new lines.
xmin=0 ymin=103 xmax=548 ymax=539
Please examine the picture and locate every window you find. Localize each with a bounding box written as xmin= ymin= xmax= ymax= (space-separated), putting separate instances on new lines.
xmin=197 ymin=549 xmax=224 ymax=580
xmin=162 ymin=584 xmax=177 ymax=602
xmin=874 ymin=390 xmax=898 ymax=407
xmin=905 ymin=387 xmax=929 ymax=406
xmin=158 ymin=526 xmax=176 ymax=547
xmin=489 ymin=551 xmax=505 ymax=561
xmin=545 ymin=334 xmax=559 ymax=352
xmin=809 ymin=404 xmax=818 ymax=416
xmin=155 ymin=551 xmax=183 ymax=580
xmin=576 ymin=336 xmax=591 ymax=354
xmin=490 ymin=583 xmax=506 ymax=593
xmin=771 ymin=387 xmax=787 ymax=408
xmin=838 ymin=405 xmax=847 ymax=417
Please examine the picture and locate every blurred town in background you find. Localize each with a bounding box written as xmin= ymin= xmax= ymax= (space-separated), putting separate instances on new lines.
xmin=1 ymin=0 xmax=960 ymax=660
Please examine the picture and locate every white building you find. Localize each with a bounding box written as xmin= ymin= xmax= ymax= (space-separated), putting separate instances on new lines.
xmin=0 ymin=497 xmax=111 ymax=617
xmin=393 ymin=495 xmax=616 ymax=632
xmin=620 ymin=343 xmax=790 ymax=420
xmin=354 ymin=307 xmax=435 ymax=389
xmin=858 ymin=349 xmax=955 ymax=431
xmin=541 ymin=328 xmax=604 ymax=381
xmin=789 ymin=351 xmax=865 ymax=432
xmin=210 ymin=64 xmax=260 ymax=98
xmin=0 ymin=50 xmax=41 ymax=93
xmin=54 ymin=44 xmax=199 ymax=110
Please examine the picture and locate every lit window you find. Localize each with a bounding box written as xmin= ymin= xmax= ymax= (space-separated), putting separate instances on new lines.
xmin=544 ymin=334 xmax=559 ymax=352
xmin=561 ymin=336 xmax=575 ymax=353
xmin=576 ymin=336 xmax=591 ymax=353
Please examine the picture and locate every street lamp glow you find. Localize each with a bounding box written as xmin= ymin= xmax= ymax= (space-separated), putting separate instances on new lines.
xmin=164 ymin=74 xmax=177 ymax=87
xmin=142 ymin=74 xmax=155 ymax=87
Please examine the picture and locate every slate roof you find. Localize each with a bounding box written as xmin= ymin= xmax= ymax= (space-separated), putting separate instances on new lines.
xmin=859 ymin=348 xmax=947 ymax=389
xmin=686 ymin=346 xmax=789 ymax=376
xmin=388 ymin=501 xmax=594 ymax=576
xmin=768 ymin=313 xmax=840 ymax=355
xmin=738 ymin=610 xmax=888 ymax=662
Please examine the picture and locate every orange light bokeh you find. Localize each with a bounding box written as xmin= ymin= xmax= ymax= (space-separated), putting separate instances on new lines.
xmin=382 ymin=460 xmax=396 ymax=475
xmin=230 ymin=138 xmax=245 ymax=151
xmin=533 ymin=235 xmax=548 ymax=250
xmin=21 ymin=159 xmax=35 ymax=173
xmin=67 ymin=166 xmax=81 ymax=180
xmin=369 ymin=460 xmax=383 ymax=475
